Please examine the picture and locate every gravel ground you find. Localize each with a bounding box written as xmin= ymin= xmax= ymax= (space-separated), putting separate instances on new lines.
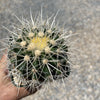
xmin=0 ymin=0 xmax=100 ymax=100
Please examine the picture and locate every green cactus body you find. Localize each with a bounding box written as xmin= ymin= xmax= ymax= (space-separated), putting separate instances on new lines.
xmin=7 ymin=12 xmax=70 ymax=90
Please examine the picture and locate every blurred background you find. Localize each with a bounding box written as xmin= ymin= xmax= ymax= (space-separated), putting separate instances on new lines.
xmin=0 ymin=0 xmax=100 ymax=100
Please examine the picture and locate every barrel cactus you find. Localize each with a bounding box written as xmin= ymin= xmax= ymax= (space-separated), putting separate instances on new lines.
xmin=2 ymin=11 xmax=70 ymax=92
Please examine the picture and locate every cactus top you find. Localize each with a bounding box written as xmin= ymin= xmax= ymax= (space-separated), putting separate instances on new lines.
xmin=31 ymin=36 xmax=49 ymax=50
